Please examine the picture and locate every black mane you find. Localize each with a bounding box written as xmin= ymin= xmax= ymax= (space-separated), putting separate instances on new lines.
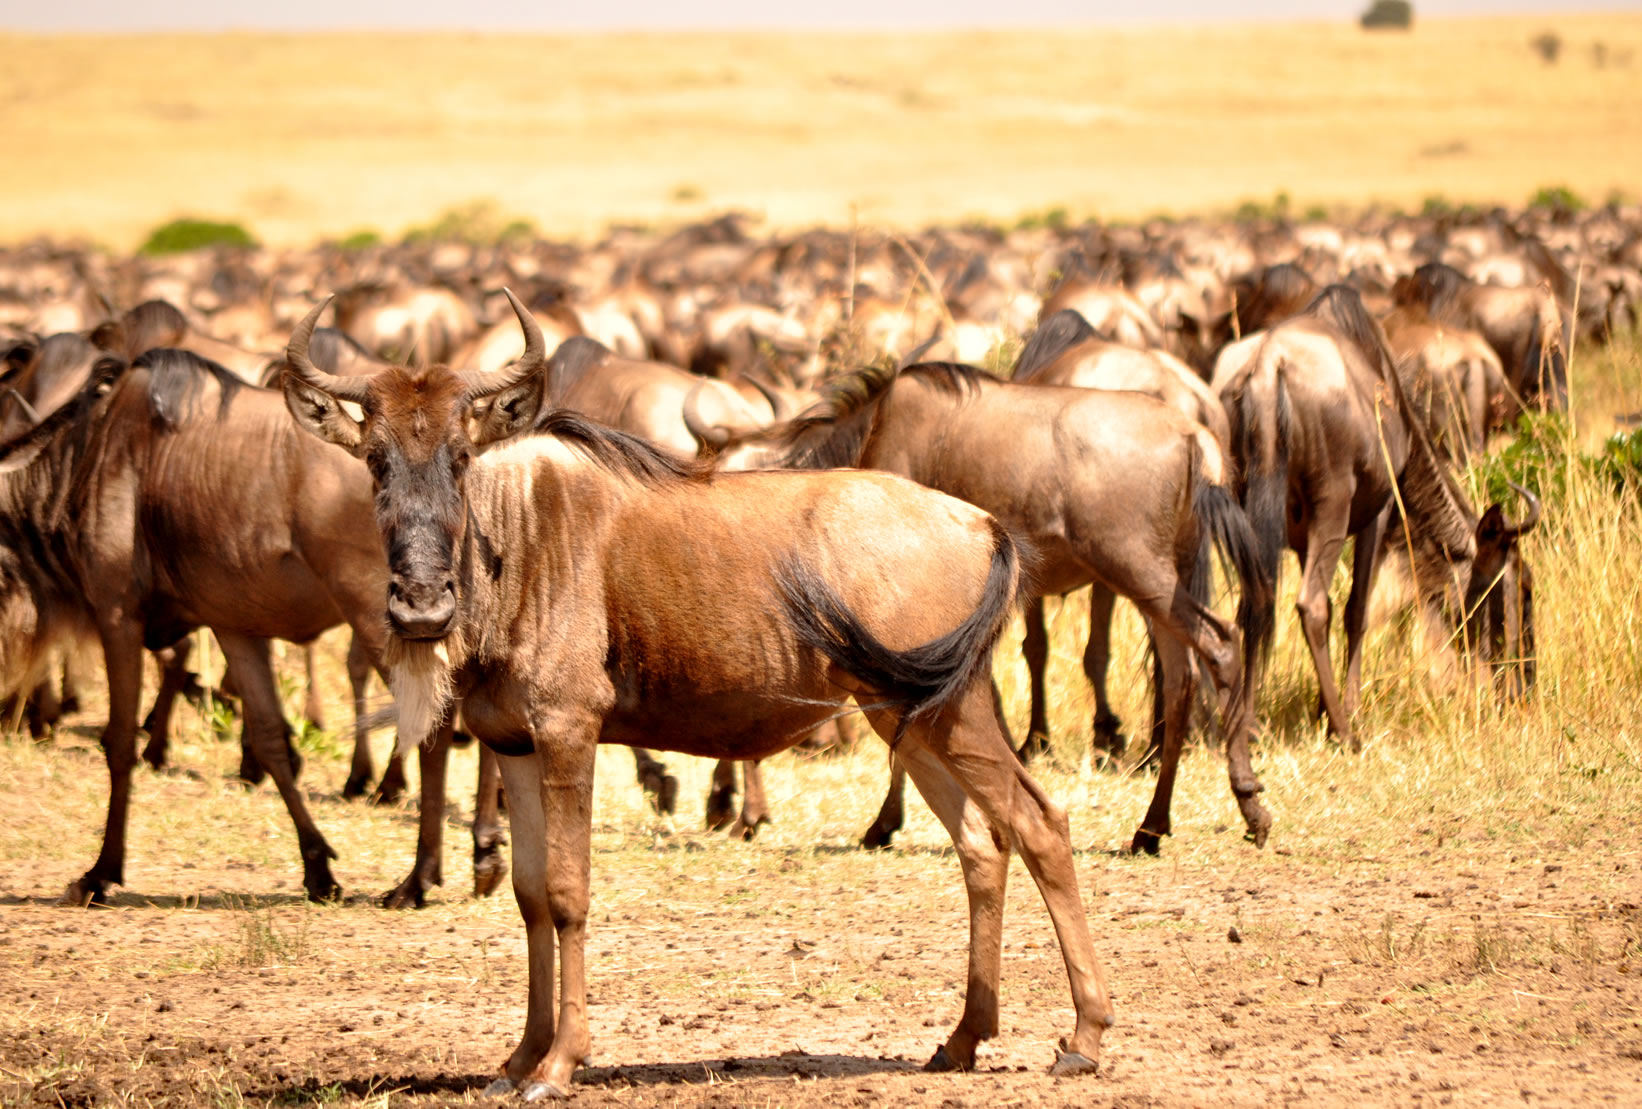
xmin=136 ymin=348 xmax=249 ymax=431
xmin=1013 ymin=309 xmax=1099 ymax=381
xmin=530 ymin=408 xmax=707 ymax=486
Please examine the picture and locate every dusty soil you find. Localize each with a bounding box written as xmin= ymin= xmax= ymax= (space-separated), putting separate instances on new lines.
xmin=2 ymin=723 xmax=1639 ymax=1108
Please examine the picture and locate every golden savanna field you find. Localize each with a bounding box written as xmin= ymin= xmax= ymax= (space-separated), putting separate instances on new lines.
xmin=3 ymin=14 xmax=1642 ymax=1109
xmin=2 ymin=15 xmax=1642 ymax=247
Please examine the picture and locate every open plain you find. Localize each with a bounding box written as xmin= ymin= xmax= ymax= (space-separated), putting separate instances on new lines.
xmin=3 ymin=14 xmax=1642 ymax=1109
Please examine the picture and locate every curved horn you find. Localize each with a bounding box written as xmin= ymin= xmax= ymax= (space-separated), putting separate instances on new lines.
xmin=682 ymin=381 xmax=730 ymax=450
xmin=737 ymin=372 xmax=787 ymax=421
xmin=458 ymin=287 xmax=545 ymax=400
xmin=285 ymin=296 xmax=372 ymax=402
xmin=1505 ymin=481 xmax=1542 ymax=537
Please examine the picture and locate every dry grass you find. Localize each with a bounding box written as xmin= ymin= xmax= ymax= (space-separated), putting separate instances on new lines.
xmin=3 ymin=15 xmax=1642 ymax=249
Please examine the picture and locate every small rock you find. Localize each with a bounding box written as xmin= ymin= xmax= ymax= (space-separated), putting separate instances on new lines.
xmin=1227 ymin=926 xmax=1243 ymax=944
xmin=1208 ymin=1038 xmax=1234 ymax=1056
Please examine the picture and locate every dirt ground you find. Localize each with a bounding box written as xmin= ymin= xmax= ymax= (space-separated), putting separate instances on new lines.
xmin=2 ymin=702 xmax=1639 ymax=1109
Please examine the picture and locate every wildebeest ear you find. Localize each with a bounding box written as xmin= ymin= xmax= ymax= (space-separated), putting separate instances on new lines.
xmin=468 ymin=376 xmax=543 ymax=449
xmin=283 ymin=377 xmax=365 ymax=455
xmin=1474 ymin=503 xmax=1509 ymax=549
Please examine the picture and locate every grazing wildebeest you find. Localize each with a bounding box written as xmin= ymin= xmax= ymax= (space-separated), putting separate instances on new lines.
xmin=1216 ymin=286 xmax=1539 ymax=753
xmin=281 ymin=294 xmax=1114 ymax=1093
xmin=708 ymin=361 xmax=1273 ymax=854
xmin=0 ymin=347 xmax=504 ymax=906
xmin=1392 ymin=261 xmax=1568 ymax=415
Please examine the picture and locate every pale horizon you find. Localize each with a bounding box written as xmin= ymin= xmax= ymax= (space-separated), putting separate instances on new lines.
xmin=6 ymin=0 xmax=1638 ymax=32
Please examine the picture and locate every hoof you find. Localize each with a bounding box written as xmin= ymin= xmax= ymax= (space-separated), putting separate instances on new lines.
xmin=1129 ymin=829 xmax=1163 ymax=856
xmin=658 ymin=774 xmax=679 ymax=816
xmin=369 ymin=778 xmax=405 ymax=807
xmin=473 ymin=851 xmax=509 ymax=899
xmin=923 ymin=1045 xmax=969 ymax=1073
xmin=482 ymin=1078 xmax=515 ymax=1097
xmin=304 ymin=879 xmax=343 ymax=904
xmin=1049 ymin=1050 xmax=1099 ymax=1077
xmin=520 ymin=1079 xmax=568 ymax=1102
xmin=58 ymin=879 xmax=106 ymax=907
xmin=341 ymin=774 xmax=371 ymax=801
xmin=381 ymin=873 xmax=431 ymax=909
xmin=860 ymin=824 xmax=896 ymax=851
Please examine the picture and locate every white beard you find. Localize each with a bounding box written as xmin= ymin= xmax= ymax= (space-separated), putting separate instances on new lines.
xmin=385 ymin=637 xmax=455 ymax=759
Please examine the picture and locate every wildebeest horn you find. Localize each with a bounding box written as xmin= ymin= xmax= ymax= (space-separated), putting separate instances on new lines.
xmin=1504 ymin=481 xmax=1542 ymax=536
xmin=286 ymin=296 xmax=372 ymax=403
xmin=682 ymin=382 xmax=729 ymax=450
xmin=459 ymin=287 xmax=545 ymax=400
xmin=737 ymin=373 xmax=787 ymax=421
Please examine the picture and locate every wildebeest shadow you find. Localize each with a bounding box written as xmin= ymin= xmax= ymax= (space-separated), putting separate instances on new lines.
xmin=0 ymin=890 xmax=367 ymax=909
xmin=246 ymin=1052 xmax=923 ymax=1102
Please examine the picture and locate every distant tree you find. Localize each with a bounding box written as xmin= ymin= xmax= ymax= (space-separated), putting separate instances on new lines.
xmin=1360 ymin=0 xmax=1413 ymax=30
xmin=1530 ymin=31 xmax=1563 ymax=65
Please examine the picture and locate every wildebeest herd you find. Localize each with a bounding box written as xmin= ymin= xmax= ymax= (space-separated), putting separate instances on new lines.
xmin=1 ymin=202 xmax=1634 ymax=1097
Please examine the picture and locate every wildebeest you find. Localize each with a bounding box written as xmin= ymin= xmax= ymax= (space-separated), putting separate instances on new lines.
xmin=0 ymin=345 xmax=505 ymax=906
xmin=1215 ymin=286 xmax=1539 ymax=752
xmin=707 ymin=361 xmax=1273 ymax=854
xmin=1380 ymin=305 xmax=1508 ymax=462
xmin=281 ymin=294 xmax=1113 ymax=1092
xmin=1392 ymin=261 xmax=1568 ymax=415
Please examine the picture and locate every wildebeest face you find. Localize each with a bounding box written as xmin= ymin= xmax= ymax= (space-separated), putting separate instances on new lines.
xmin=281 ymin=290 xmax=547 ymax=642
xmin=1463 ymin=492 xmax=1540 ymax=696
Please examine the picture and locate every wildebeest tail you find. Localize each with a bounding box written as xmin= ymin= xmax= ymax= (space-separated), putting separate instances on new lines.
xmin=778 ymin=516 xmax=1021 ymax=729
xmin=1231 ymin=366 xmax=1290 ymax=672
xmin=1193 ymin=478 xmax=1275 ymax=676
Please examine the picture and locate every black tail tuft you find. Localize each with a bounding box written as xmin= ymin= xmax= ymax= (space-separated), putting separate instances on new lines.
xmin=1233 ymin=370 xmax=1290 ymax=679
xmin=1194 ymin=480 xmax=1275 ymax=672
xmin=779 ymin=517 xmax=1021 ymax=730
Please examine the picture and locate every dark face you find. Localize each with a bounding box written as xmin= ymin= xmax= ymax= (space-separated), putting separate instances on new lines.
xmin=353 ymin=370 xmax=477 ymax=640
xmin=1465 ymin=505 xmax=1538 ymax=697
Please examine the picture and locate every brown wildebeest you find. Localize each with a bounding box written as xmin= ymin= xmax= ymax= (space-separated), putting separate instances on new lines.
xmin=92 ymin=298 xmax=276 ymax=383
xmin=708 ymin=361 xmax=1274 ymax=854
xmin=1380 ymin=305 xmax=1508 ymax=463
xmin=1392 ymin=261 xmax=1568 ymax=414
xmin=1014 ymin=308 xmax=1231 ymax=447
xmin=0 ymin=349 xmax=503 ymax=906
xmin=1216 ymin=286 xmax=1539 ymax=753
xmin=333 ymin=282 xmax=479 ymax=366
xmin=282 ymin=293 xmax=1113 ymax=1091
xmin=1038 ymin=273 xmax=1166 ymax=349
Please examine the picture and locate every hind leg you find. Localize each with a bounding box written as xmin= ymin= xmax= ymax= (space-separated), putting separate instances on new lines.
xmin=472 ymin=741 xmax=509 ymax=898
xmin=141 ymin=640 xmax=193 ymax=770
xmin=1341 ymin=508 xmax=1389 ymax=729
xmin=1296 ymin=498 xmax=1355 ymax=749
xmin=728 ymin=759 xmax=770 ymax=840
xmin=1129 ymin=634 xmax=1192 ymax=855
xmin=1018 ymin=595 xmax=1051 ymax=760
xmin=342 ymin=634 xmax=376 ymax=799
xmin=860 ymin=754 xmax=907 ymax=849
xmin=879 ymin=684 xmax=1112 ymax=1073
xmin=1083 ymin=586 xmax=1127 ymax=758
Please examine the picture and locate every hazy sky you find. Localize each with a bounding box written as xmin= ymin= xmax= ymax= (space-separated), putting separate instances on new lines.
xmin=6 ymin=0 xmax=1636 ymax=31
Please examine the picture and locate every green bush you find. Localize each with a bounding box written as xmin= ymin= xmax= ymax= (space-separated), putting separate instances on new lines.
xmin=1528 ymin=184 xmax=1586 ymax=213
xmin=335 ymin=229 xmax=383 ymax=251
xmin=1470 ymin=412 xmax=1642 ymax=507
xmin=139 ymin=217 xmax=257 ymax=255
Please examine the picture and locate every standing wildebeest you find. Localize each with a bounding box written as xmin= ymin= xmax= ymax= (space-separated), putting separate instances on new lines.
xmin=1392 ymin=261 xmax=1568 ymax=415
xmin=1380 ymin=305 xmax=1508 ymax=462
xmin=0 ymin=347 xmax=503 ymax=906
xmin=708 ymin=361 xmax=1273 ymax=854
xmin=1216 ymin=287 xmax=1539 ymax=753
xmin=281 ymin=295 xmax=1114 ymax=1093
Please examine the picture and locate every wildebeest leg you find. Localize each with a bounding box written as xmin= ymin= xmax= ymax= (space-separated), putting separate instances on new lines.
xmin=516 ymin=726 xmax=598 ymax=1098
xmin=1341 ymin=509 xmax=1390 ymax=734
xmin=633 ymin=748 xmax=679 ymax=816
xmin=300 ymin=641 xmax=325 ymax=734
xmin=1295 ymin=500 xmax=1355 ymax=749
xmin=472 ymin=741 xmax=509 ymax=898
xmin=25 ymin=672 xmax=63 ymax=739
xmin=61 ymin=622 xmax=145 ymax=906
xmin=490 ymin=753 xmax=556 ymax=1093
xmin=383 ymin=719 xmax=455 ymax=909
xmin=729 ymin=759 xmax=770 ymax=840
xmin=1084 ymin=586 xmax=1126 ymax=758
xmin=860 ymin=754 xmax=907 ymax=849
xmin=215 ymin=632 xmax=341 ymax=902
xmin=341 ymin=634 xmax=377 ymax=799
xmin=1128 ymin=634 xmax=1193 ymax=856
xmin=1018 ymin=595 xmax=1051 ymax=760
xmin=141 ymin=639 xmax=194 ymax=770
xmin=705 ymin=757 xmax=738 ymax=831
xmin=885 ymin=683 xmax=1112 ymax=1074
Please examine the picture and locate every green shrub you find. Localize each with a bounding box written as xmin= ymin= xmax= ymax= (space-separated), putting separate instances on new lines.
xmin=1528 ymin=184 xmax=1586 ymax=213
xmin=1470 ymin=412 xmax=1642 ymax=506
xmin=139 ymin=217 xmax=257 ymax=255
xmin=335 ymin=229 xmax=382 ymax=251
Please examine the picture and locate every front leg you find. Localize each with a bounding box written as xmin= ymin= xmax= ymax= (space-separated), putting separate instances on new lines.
xmin=526 ymin=725 xmax=599 ymax=1098
xmin=383 ymin=719 xmax=454 ymax=909
xmin=63 ymin=620 xmax=145 ymax=905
